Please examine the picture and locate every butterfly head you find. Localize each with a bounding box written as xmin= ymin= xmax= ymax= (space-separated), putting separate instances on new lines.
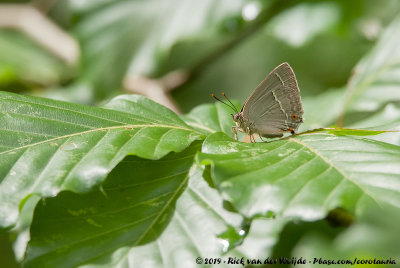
xmin=232 ymin=112 xmax=243 ymax=123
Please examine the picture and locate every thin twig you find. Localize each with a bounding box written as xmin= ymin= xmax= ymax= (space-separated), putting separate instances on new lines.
xmin=0 ymin=3 xmax=79 ymax=64
xmin=123 ymin=70 xmax=189 ymax=114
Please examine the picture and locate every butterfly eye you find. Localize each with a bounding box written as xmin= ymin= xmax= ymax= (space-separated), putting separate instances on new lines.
xmin=291 ymin=114 xmax=297 ymax=120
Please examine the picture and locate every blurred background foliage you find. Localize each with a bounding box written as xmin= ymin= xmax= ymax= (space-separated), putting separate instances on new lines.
xmin=1 ymin=0 xmax=400 ymax=111
xmin=1 ymin=0 xmax=400 ymax=266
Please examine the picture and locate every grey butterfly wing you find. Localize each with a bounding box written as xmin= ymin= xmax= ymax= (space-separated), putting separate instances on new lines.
xmin=242 ymin=62 xmax=303 ymax=138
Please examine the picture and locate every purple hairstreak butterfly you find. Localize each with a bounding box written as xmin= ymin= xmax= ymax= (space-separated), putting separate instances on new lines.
xmin=212 ymin=62 xmax=303 ymax=142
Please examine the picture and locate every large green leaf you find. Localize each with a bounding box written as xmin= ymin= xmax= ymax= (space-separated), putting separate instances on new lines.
xmin=0 ymin=92 xmax=202 ymax=229
xmin=198 ymin=131 xmax=400 ymax=220
xmin=23 ymin=143 xmax=288 ymax=268
xmin=23 ymin=143 xmax=253 ymax=268
xmin=99 ymin=166 xmax=246 ymax=268
xmin=78 ymin=172 xmax=287 ymax=268
xmin=24 ymin=143 xmax=199 ymax=267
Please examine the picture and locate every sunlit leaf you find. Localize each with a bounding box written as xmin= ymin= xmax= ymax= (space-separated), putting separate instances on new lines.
xmin=198 ymin=131 xmax=400 ymax=220
xmin=302 ymin=127 xmax=388 ymax=136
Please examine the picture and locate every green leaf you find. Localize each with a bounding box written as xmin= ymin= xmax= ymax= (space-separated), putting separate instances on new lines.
xmin=116 ymin=166 xmax=247 ymax=268
xmin=24 ymin=144 xmax=249 ymax=268
xmin=0 ymin=92 xmax=202 ymax=229
xmin=11 ymin=195 xmax=40 ymax=262
xmin=198 ymin=131 xmax=400 ymax=220
xmin=23 ymin=143 xmax=285 ymax=268
xmin=84 ymin=172 xmax=286 ymax=268
xmin=301 ymin=128 xmax=388 ymax=136
xmin=24 ymin=143 xmax=198 ymax=267
xmin=340 ymin=15 xmax=400 ymax=127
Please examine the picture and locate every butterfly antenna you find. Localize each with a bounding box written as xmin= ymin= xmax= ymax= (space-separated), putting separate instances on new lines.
xmin=211 ymin=93 xmax=237 ymax=113
xmin=222 ymin=93 xmax=238 ymax=113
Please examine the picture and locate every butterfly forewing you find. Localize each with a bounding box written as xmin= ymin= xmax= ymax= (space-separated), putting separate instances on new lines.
xmin=242 ymin=62 xmax=303 ymax=137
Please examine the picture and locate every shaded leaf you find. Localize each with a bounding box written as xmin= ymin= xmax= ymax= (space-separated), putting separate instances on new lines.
xmin=24 ymin=146 xmax=286 ymax=268
xmin=270 ymin=218 xmax=344 ymax=263
xmin=24 ymin=143 xmax=200 ymax=267
xmin=25 ymin=147 xmax=254 ymax=268
xmin=124 ymin=166 xmax=246 ymax=268
xmin=198 ymin=131 xmax=400 ymax=220
xmin=0 ymin=92 xmax=202 ymax=229
xmin=82 ymin=168 xmax=285 ymax=268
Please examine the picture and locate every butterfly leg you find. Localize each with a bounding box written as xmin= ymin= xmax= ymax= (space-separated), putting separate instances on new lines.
xmin=254 ymin=129 xmax=265 ymax=142
xmin=246 ymin=127 xmax=255 ymax=143
xmin=246 ymin=127 xmax=251 ymax=142
xmin=232 ymin=126 xmax=238 ymax=140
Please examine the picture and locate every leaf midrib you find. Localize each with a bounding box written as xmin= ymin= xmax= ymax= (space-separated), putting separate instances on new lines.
xmin=0 ymin=124 xmax=199 ymax=156
xmin=1 ymin=94 xmax=186 ymax=128
xmin=0 ymin=95 xmax=129 ymax=126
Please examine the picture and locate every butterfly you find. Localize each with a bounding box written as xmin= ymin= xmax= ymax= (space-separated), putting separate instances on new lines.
xmin=212 ymin=62 xmax=303 ymax=142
